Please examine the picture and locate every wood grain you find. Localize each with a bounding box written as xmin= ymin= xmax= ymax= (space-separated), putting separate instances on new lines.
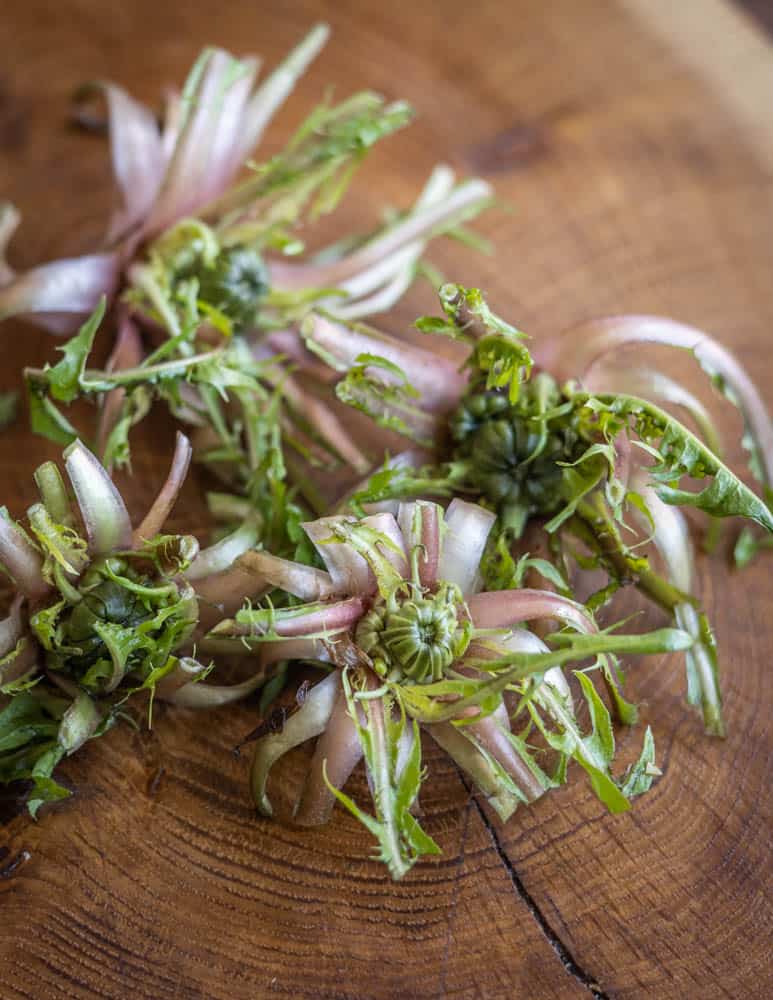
xmin=1 ymin=1 xmax=772 ymax=997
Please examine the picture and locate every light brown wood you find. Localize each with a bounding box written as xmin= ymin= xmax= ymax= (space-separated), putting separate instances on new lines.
xmin=1 ymin=1 xmax=771 ymax=997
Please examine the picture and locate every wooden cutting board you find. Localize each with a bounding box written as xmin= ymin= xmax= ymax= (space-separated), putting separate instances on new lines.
xmin=1 ymin=1 xmax=771 ymax=997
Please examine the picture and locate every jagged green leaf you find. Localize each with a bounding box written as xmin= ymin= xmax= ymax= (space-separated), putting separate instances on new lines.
xmin=27 ymin=503 xmax=89 ymax=581
xmin=44 ymin=298 xmax=106 ymax=403
xmin=480 ymin=528 xmax=570 ymax=595
xmin=325 ymin=672 xmax=439 ymax=880
xmin=734 ymin=526 xmax=773 ymax=568
xmin=0 ymin=692 xmax=72 ymax=816
xmin=27 ymin=388 xmax=80 ymax=447
xmin=27 ymin=746 xmax=70 ymax=818
xmin=578 ymin=392 xmax=773 ymax=532
xmin=348 ymin=458 xmax=464 ymax=516
xmin=214 ymin=92 xmax=413 ymax=246
xmin=529 ymin=679 xmax=629 ymax=813
xmin=575 ymin=671 xmax=615 ymax=768
xmin=619 ymin=726 xmax=661 ymax=798
xmin=335 ymin=354 xmax=436 ymax=448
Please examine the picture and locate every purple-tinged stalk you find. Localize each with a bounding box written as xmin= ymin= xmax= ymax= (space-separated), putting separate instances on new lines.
xmin=0 ymin=26 xmax=331 ymax=331
xmin=132 ymin=432 xmax=193 ymax=544
xmin=301 ymin=312 xmax=466 ymax=415
xmin=64 ymin=440 xmax=133 ymax=554
xmin=96 ymin=309 xmax=146 ymax=464
xmin=268 ymin=174 xmax=492 ymax=306
xmin=236 ymin=550 xmax=340 ymax=601
xmin=0 ymin=513 xmax=48 ymax=600
xmin=294 ymin=679 xmax=365 ymax=827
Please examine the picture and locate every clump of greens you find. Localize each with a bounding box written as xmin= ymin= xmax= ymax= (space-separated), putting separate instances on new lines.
xmin=126 ymin=89 xmax=420 ymax=340
xmin=0 ymin=433 xmax=273 ymax=814
xmin=24 ymin=300 xmax=315 ymax=557
xmin=13 ymin=30 xmax=491 ymax=545
xmin=212 ymin=500 xmax=688 ymax=878
xmin=304 ymin=286 xmax=772 ymax=738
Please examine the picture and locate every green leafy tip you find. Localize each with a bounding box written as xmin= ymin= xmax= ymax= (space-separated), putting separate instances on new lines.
xmin=335 ymin=354 xmax=436 ymax=449
xmin=325 ymin=672 xmax=439 ymax=880
xmin=578 ymin=392 xmax=773 ymax=533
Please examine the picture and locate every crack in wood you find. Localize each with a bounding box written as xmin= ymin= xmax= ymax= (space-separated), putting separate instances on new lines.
xmin=438 ymin=797 xmax=473 ymax=997
xmin=465 ymin=784 xmax=611 ymax=999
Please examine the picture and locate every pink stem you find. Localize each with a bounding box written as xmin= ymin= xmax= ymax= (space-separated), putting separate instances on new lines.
xmin=301 ymin=313 xmax=466 ymax=414
xmin=0 ymin=517 xmax=48 ymax=600
xmin=270 ymin=179 xmax=492 ymax=292
xmin=398 ymin=501 xmax=440 ymax=589
xmin=280 ymin=374 xmax=370 ymax=474
xmin=234 ymin=597 xmax=366 ymax=639
xmin=97 ymin=310 xmax=144 ymax=461
xmin=294 ymin=684 xmax=364 ymax=826
xmin=73 ymin=80 xmax=166 ymax=245
xmin=417 ymin=502 xmax=440 ymax=590
xmin=144 ymin=49 xmax=251 ymax=235
xmin=236 ymin=550 xmax=339 ymax=601
xmin=132 ymin=432 xmax=192 ymax=545
xmin=427 ymin=722 xmax=515 ymax=819
xmin=455 ymin=700 xmax=545 ymax=802
xmin=468 ymin=589 xmax=597 ymax=635
xmin=190 ymin=57 xmax=260 ymax=208
xmin=0 ymin=252 xmax=120 ymax=335
xmin=64 ymin=440 xmax=132 ymax=554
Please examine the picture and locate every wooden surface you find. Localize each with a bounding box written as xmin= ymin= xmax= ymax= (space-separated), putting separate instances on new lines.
xmin=1 ymin=1 xmax=772 ymax=997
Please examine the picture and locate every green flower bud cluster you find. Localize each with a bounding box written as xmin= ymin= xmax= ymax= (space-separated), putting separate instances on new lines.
xmin=355 ymin=583 xmax=467 ymax=684
xmin=63 ymin=575 xmax=148 ymax=663
xmin=30 ymin=548 xmax=198 ymax=695
xmin=450 ymin=373 xmax=585 ymax=523
xmin=174 ymin=244 xmax=270 ymax=332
